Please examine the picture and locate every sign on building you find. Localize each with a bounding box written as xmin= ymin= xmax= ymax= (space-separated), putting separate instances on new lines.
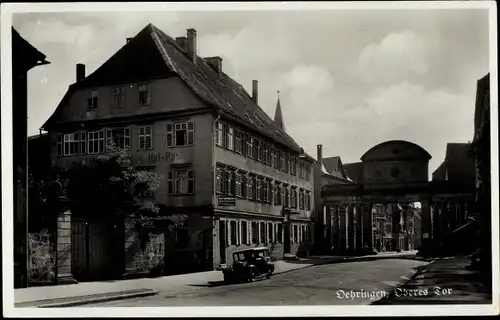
xmin=218 ymin=196 xmax=236 ymax=206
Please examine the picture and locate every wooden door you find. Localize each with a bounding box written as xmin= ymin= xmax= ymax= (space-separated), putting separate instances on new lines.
xmin=219 ymin=220 xmax=226 ymax=264
xmin=71 ymin=218 xmax=88 ymax=281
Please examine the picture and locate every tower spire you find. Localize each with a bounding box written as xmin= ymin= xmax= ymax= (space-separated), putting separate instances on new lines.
xmin=274 ymin=90 xmax=285 ymax=132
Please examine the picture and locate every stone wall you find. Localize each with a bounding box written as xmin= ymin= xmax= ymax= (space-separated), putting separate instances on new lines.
xmin=28 ymin=229 xmax=56 ymax=284
xmin=56 ymin=210 xmax=76 ymax=284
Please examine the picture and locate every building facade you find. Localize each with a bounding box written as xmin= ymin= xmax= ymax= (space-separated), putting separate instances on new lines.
xmin=13 ymin=28 xmax=50 ymax=288
xmin=41 ymin=24 xmax=314 ymax=281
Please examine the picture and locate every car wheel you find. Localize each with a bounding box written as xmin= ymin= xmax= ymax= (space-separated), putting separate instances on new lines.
xmin=248 ymin=270 xmax=256 ymax=282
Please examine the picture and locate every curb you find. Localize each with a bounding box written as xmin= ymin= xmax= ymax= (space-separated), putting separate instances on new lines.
xmin=371 ymin=259 xmax=434 ymax=305
xmin=16 ymin=289 xmax=158 ymax=308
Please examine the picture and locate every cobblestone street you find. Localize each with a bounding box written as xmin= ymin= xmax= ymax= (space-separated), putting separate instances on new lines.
xmin=85 ymin=258 xmax=428 ymax=306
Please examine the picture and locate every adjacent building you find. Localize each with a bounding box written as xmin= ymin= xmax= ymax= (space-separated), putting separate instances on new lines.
xmin=13 ymin=27 xmax=50 ymax=288
xmin=41 ymin=24 xmax=315 ymax=281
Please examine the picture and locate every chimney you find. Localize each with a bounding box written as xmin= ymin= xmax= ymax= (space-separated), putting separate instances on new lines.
xmin=76 ymin=63 xmax=86 ymax=82
xmin=126 ymin=37 xmax=133 ymax=43
xmin=317 ymin=144 xmax=323 ymax=166
xmin=175 ymin=36 xmax=187 ymax=51
xmin=205 ymin=57 xmax=222 ymax=73
xmin=186 ymin=28 xmax=197 ymax=64
xmin=252 ymin=80 xmax=258 ymax=104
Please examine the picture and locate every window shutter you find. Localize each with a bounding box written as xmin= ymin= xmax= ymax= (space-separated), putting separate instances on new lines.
xmin=187 ymin=121 xmax=194 ymax=145
xmin=124 ymin=128 xmax=131 ymax=149
xmin=167 ymin=171 xmax=173 ymax=194
xmin=227 ymin=221 xmax=232 ymax=246
xmin=166 ymin=123 xmax=173 ymax=147
xmin=146 ymin=126 xmax=152 ymax=149
xmin=237 ymin=221 xmax=241 ymax=245
xmin=139 ymin=127 xmax=145 ymax=150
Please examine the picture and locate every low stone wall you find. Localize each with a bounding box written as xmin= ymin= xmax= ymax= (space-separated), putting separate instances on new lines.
xmin=28 ymin=229 xmax=56 ymax=285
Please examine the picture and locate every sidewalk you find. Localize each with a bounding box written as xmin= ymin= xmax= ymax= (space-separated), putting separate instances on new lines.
xmin=14 ymin=250 xmax=417 ymax=307
xmin=373 ymin=255 xmax=493 ymax=305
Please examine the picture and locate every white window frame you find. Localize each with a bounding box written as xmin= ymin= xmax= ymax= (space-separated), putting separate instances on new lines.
xmin=138 ymin=125 xmax=153 ymax=150
xmin=171 ymin=169 xmax=194 ymax=195
xmin=87 ymin=130 xmax=105 ymax=154
xmin=216 ymin=121 xmax=224 ymax=147
xmin=227 ymin=127 xmax=234 ymax=151
xmin=168 ymin=121 xmax=194 ymax=147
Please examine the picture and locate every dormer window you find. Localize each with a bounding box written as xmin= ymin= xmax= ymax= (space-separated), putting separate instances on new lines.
xmin=87 ymin=90 xmax=98 ymax=110
xmin=138 ymin=83 xmax=151 ymax=105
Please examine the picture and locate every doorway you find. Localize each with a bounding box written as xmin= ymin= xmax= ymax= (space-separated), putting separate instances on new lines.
xmin=219 ymin=220 xmax=226 ymax=264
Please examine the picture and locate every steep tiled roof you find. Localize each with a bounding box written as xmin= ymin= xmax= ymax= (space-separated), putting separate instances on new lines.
xmin=12 ymin=27 xmax=49 ymax=69
xmin=322 ymin=156 xmax=350 ymax=181
xmin=432 ymin=162 xmax=446 ymax=181
xmin=343 ymin=162 xmax=363 ymax=183
xmin=43 ymin=24 xmax=301 ymax=152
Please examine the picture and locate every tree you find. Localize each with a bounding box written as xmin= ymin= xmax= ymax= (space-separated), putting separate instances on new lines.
xmin=52 ymin=143 xmax=186 ymax=229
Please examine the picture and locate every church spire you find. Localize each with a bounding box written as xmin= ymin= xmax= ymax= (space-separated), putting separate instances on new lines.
xmin=274 ymin=90 xmax=285 ymax=132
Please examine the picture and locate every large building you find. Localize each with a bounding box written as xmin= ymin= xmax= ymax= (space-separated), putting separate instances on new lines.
xmin=41 ymin=24 xmax=315 ymax=281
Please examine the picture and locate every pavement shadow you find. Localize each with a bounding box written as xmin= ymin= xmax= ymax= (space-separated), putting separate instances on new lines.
xmin=187 ymin=280 xmax=227 ymax=288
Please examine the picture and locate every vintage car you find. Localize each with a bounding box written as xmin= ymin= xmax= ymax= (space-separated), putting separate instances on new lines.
xmin=219 ymin=247 xmax=275 ymax=283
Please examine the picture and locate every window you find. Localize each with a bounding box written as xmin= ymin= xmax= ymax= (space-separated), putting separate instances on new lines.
xmin=247 ymin=175 xmax=253 ymax=199
xmin=169 ymin=170 xmax=194 ymax=194
xmin=87 ymin=90 xmax=98 ymax=110
xmin=251 ymin=222 xmax=259 ymax=244
xmin=113 ymin=87 xmax=125 ymax=108
xmin=299 ymin=162 xmax=304 ymax=178
xmin=291 ymin=188 xmax=298 ymax=208
xmin=305 ymin=191 xmax=311 ymax=210
xmin=106 ymin=128 xmax=131 ymax=150
xmin=293 ymin=225 xmax=298 ymax=243
xmin=241 ymin=174 xmax=247 ymax=199
xmin=277 ymin=224 xmax=283 ymax=243
xmin=285 ymin=153 xmax=290 ymax=173
xmin=301 ymin=225 xmax=306 ymax=243
xmin=88 ymin=131 xmax=105 ymax=154
xmin=251 ymin=176 xmax=257 ymax=200
xmin=283 ymin=186 xmax=290 ymax=207
xmin=272 ymin=149 xmax=278 ymax=169
xmin=79 ymin=132 xmax=86 ymax=154
xmin=299 ymin=190 xmax=305 ymax=209
xmin=63 ymin=133 xmax=79 ymax=156
xmin=241 ymin=221 xmax=248 ymax=244
xmin=138 ymin=126 xmax=153 ymax=150
xmin=230 ymin=221 xmax=237 ymax=246
xmin=227 ymin=127 xmax=234 ymax=150
xmin=247 ymin=137 xmax=254 ymax=158
xmin=275 ymin=183 xmax=282 ymax=205
xmin=216 ymin=122 xmax=224 ymax=147
xmin=262 ymin=180 xmax=269 ymax=202
xmin=256 ymin=140 xmax=262 ymax=161
xmin=266 ymin=145 xmax=272 ymax=165
xmin=268 ymin=223 xmax=273 ymax=243
xmin=216 ymin=167 xmax=223 ymax=194
xmin=263 ymin=144 xmax=268 ymax=164
xmin=260 ymin=222 xmax=266 ymax=243
xmin=267 ymin=182 xmax=273 ymax=203
xmin=235 ymin=173 xmax=242 ymax=197
xmin=280 ymin=151 xmax=285 ymax=171
xmin=304 ymin=164 xmax=310 ymax=180
xmin=256 ymin=179 xmax=262 ymax=201
xmin=291 ymin=157 xmax=297 ymax=175
xmin=168 ymin=121 xmax=194 ymax=147
xmin=227 ymin=169 xmax=235 ymax=196
xmin=235 ymin=131 xmax=242 ymax=154
xmin=138 ymin=83 xmax=151 ymax=105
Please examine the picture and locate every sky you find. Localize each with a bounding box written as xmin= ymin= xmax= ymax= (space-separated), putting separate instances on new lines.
xmin=12 ymin=7 xmax=490 ymax=174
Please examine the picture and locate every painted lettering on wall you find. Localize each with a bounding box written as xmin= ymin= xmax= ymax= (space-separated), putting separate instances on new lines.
xmin=147 ymin=152 xmax=180 ymax=165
